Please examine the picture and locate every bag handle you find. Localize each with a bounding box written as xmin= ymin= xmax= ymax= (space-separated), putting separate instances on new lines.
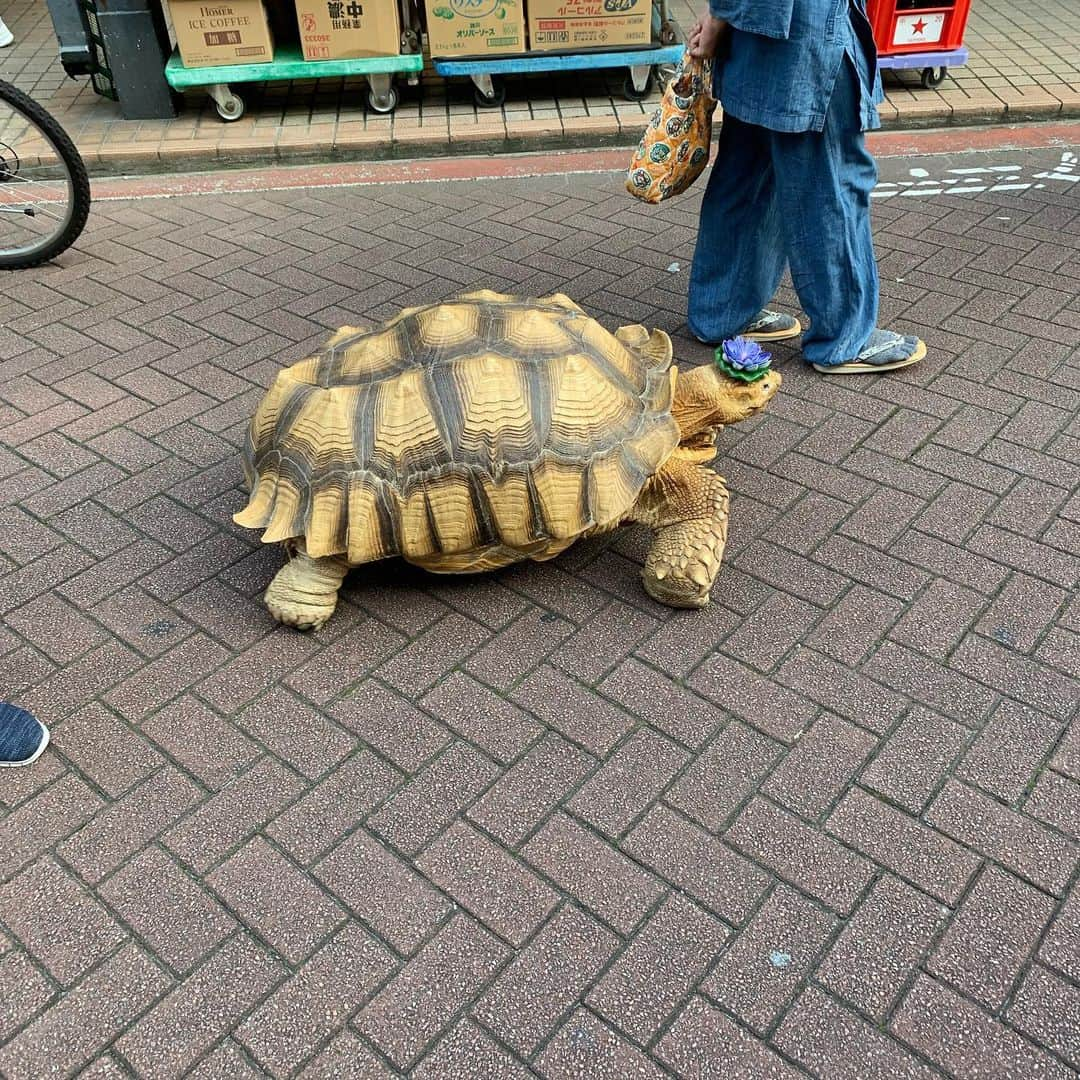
xmin=675 ymin=51 xmax=714 ymax=96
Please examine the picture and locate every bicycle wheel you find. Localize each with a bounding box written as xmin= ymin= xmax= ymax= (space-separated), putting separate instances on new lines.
xmin=0 ymin=79 xmax=91 ymax=270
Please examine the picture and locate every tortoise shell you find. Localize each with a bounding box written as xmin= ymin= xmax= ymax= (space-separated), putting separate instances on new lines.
xmin=233 ymin=290 xmax=680 ymax=565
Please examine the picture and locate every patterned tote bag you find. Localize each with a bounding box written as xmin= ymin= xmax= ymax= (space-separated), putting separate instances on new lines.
xmin=626 ymin=54 xmax=717 ymax=204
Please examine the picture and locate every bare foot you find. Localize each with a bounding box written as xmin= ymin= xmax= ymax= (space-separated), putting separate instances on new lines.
xmin=688 ymin=10 xmax=727 ymax=58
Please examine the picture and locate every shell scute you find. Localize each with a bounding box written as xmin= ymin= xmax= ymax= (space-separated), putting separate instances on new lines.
xmin=529 ymin=455 xmax=591 ymax=540
xmin=477 ymin=467 xmax=542 ymax=549
xmin=370 ymin=367 xmax=449 ymax=476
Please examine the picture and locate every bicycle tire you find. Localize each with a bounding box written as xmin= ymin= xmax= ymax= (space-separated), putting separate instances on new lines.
xmin=0 ymin=79 xmax=91 ymax=270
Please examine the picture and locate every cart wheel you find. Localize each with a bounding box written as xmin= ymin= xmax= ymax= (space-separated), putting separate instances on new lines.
xmin=623 ymin=70 xmax=653 ymax=101
xmin=473 ymin=81 xmax=505 ymax=109
xmin=215 ymin=93 xmax=244 ymax=121
xmin=920 ymin=66 xmax=948 ymax=89
xmin=368 ymin=86 xmax=399 ymax=113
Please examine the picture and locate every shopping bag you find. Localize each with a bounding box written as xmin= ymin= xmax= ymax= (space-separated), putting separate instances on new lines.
xmin=626 ymin=54 xmax=717 ymax=204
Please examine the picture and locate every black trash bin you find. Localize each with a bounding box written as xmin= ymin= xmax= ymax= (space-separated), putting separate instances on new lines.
xmin=46 ymin=0 xmax=178 ymax=119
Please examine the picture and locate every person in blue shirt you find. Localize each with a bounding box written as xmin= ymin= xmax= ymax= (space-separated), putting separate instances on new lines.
xmin=688 ymin=0 xmax=926 ymax=373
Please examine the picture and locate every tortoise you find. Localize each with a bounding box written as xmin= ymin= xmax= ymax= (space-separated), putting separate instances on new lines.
xmin=234 ymin=290 xmax=780 ymax=629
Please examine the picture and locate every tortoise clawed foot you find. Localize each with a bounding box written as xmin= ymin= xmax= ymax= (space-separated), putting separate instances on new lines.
xmin=264 ymin=597 xmax=335 ymax=632
xmin=642 ymin=558 xmax=716 ymax=609
xmin=264 ymin=551 xmax=348 ymax=632
xmin=639 ymin=466 xmax=728 ymax=610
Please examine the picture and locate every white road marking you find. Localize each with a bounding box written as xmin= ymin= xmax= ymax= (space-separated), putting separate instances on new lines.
xmin=870 ymin=151 xmax=1077 ymax=200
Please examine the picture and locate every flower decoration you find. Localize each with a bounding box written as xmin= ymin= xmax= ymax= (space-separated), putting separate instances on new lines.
xmin=715 ymin=336 xmax=772 ymax=382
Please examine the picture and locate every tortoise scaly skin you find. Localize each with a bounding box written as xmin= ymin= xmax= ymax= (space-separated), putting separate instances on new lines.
xmin=234 ymin=291 xmax=780 ymax=629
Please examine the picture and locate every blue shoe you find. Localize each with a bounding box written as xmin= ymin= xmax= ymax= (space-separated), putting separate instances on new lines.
xmin=813 ymin=330 xmax=926 ymax=374
xmin=0 ymin=704 xmax=50 ymax=767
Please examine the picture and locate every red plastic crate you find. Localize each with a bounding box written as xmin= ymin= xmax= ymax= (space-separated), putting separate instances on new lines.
xmin=865 ymin=0 xmax=971 ymax=56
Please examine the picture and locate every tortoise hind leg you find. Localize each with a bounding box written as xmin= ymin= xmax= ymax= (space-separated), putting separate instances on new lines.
xmin=634 ymin=457 xmax=730 ymax=609
xmin=265 ymin=543 xmax=349 ymax=631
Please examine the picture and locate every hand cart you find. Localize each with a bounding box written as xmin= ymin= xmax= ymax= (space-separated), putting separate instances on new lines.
xmin=165 ymin=44 xmax=425 ymax=119
xmin=865 ymin=0 xmax=971 ymax=89
xmin=432 ymin=0 xmax=682 ymax=108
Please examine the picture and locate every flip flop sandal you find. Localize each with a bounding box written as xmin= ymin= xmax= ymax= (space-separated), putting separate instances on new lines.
xmin=695 ymin=309 xmax=803 ymax=346
xmin=813 ymin=334 xmax=926 ymax=374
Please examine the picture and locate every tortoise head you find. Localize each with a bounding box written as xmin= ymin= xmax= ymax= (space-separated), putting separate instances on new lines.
xmin=671 ymin=361 xmax=781 ymax=447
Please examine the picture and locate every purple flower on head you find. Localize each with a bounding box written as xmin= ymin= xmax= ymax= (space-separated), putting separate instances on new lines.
xmin=723 ymin=336 xmax=771 ymax=370
xmin=715 ymin=336 xmax=772 ymax=382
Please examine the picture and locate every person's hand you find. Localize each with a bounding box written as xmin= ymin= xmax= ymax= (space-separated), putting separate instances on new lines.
xmin=688 ymin=9 xmax=727 ymax=58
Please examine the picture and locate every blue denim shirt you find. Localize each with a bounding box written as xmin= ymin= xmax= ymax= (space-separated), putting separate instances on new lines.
xmin=707 ymin=0 xmax=884 ymax=132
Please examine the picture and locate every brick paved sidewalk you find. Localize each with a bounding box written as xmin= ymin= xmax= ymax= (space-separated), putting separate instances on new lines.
xmin=1 ymin=147 xmax=1079 ymax=1077
xmin=2 ymin=0 xmax=1080 ymax=171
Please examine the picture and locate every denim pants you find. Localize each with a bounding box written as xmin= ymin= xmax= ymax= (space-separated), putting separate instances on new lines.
xmin=688 ymin=59 xmax=879 ymax=366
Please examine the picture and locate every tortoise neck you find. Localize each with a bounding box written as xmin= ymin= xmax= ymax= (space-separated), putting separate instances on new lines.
xmin=671 ymin=364 xmax=723 ymax=439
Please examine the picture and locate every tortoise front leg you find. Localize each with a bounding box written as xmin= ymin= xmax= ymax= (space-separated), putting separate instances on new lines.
xmin=634 ymin=456 xmax=730 ymax=609
xmin=264 ymin=542 xmax=349 ymax=631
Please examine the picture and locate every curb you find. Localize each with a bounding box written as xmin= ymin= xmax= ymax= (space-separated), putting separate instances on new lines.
xmin=79 ymin=102 xmax=1080 ymax=177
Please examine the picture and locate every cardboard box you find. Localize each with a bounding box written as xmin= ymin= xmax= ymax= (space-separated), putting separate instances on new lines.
xmin=170 ymin=0 xmax=274 ymax=67
xmin=295 ymin=0 xmax=402 ymax=60
xmin=527 ymin=0 xmax=650 ymax=51
xmin=425 ymin=0 xmax=525 ymax=57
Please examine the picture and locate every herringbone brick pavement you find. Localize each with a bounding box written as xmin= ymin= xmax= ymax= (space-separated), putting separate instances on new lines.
xmin=0 ymin=154 xmax=1077 ymax=1078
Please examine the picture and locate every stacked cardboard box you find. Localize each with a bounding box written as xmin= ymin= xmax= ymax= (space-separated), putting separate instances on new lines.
xmin=527 ymin=0 xmax=651 ymax=51
xmin=296 ymin=0 xmax=403 ymax=59
xmin=423 ymin=0 xmax=651 ymax=57
xmin=425 ymin=0 xmax=526 ymax=56
xmin=170 ymin=0 xmax=274 ymax=67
